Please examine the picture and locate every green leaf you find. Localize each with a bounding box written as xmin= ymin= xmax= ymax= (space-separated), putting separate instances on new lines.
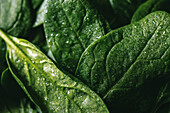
xmin=76 ymin=11 xmax=170 ymax=113
xmin=0 ymin=0 xmax=34 ymax=37
xmin=0 ymin=29 xmax=109 ymax=113
xmin=44 ymin=0 xmax=110 ymax=74
xmin=109 ymin=0 xmax=147 ymax=29
xmin=131 ymin=0 xmax=170 ymax=23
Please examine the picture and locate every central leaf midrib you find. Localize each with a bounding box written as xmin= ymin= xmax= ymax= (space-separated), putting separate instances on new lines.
xmin=1 ymin=31 xmax=98 ymax=112
xmin=103 ymin=14 xmax=166 ymax=99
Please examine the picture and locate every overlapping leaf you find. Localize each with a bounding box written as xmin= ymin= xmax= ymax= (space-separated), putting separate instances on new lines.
xmin=0 ymin=29 xmax=109 ymax=113
xmin=44 ymin=0 xmax=110 ymax=74
xmin=76 ymin=11 xmax=170 ymax=112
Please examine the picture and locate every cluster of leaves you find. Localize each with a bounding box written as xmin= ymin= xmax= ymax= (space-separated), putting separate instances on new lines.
xmin=0 ymin=0 xmax=170 ymax=112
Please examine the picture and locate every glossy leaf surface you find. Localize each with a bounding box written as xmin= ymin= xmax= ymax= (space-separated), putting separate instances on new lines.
xmin=76 ymin=11 xmax=170 ymax=113
xmin=0 ymin=29 xmax=109 ymax=113
xmin=131 ymin=0 xmax=170 ymax=23
xmin=44 ymin=0 xmax=110 ymax=74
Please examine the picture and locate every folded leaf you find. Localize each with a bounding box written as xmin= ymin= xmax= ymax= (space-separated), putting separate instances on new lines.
xmin=131 ymin=0 xmax=170 ymax=23
xmin=44 ymin=0 xmax=110 ymax=74
xmin=76 ymin=11 xmax=170 ymax=113
xmin=0 ymin=29 xmax=109 ymax=113
xmin=0 ymin=0 xmax=34 ymax=37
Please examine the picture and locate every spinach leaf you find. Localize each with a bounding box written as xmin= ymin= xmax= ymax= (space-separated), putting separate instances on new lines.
xmin=131 ymin=0 xmax=170 ymax=23
xmin=76 ymin=11 xmax=170 ymax=113
xmin=0 ymin=0 xmax=34 ymax=37
xmin=0 ymin=38 xmax=6 ymax=74
xmin=44 ymin=0 xmax=110 ymax=74
xmin=109 ymin=0 xmax=147 ymax=29
xmin=0 ymin=29 xmax=109 ymax=113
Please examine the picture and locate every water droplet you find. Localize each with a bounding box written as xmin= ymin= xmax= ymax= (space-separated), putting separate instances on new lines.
xmin=16 ymin=59 xmax=20 ymax=63
xmin=48 ymin=39 xmax=51 ymax=43
xmin=42 ymin=78 xmax=45 ymax=81
xmin=66 ymin=40 xmax=69 ymax=44
xmin=51 ymin=33 xmax=54 ymax=36
xmin=44 ymin=96 xmax=48 ymax=100
xmin=96 ymin=36 xmax=101 ymax=39
xmin=86 ymin=17 xmax=90 ymax=22
xmin=62 ymin=22 xmax=65 ymax=25
xmin=45 ymin=9 xmax=48 ymax=13
xmin=32 ymin=61 xmax=35 ymax=63
xmin=55 ymin=33 xmax=59 ymax=37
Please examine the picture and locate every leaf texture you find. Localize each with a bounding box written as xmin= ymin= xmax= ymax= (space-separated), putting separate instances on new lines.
xmin=44 ymin=0 xmax=110 ymax=74
xmin=76 ymin=11 xmax=170 ymax=113
xmin=0 ymin=29 xmax=109 ymax=113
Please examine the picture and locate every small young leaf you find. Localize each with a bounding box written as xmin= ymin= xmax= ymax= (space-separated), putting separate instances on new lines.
xmin=44 ymin=0 xmax=110 ymax=74
xmin=76 ymin=11 xmax=170 ymax=112
xmin=0 ymin=29 xmax=109 ymax=113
